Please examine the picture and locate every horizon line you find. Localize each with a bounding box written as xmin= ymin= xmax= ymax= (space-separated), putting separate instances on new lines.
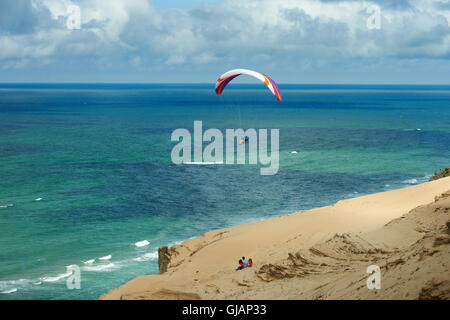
xmin=1 ymin=82 xmax=450 ymax=86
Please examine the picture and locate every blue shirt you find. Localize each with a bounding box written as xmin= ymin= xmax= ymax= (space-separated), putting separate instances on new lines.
xmin=242 ymin=259 xmax=247 ymax=268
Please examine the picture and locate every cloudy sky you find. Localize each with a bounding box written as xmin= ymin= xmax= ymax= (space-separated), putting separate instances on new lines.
xmin=0 ymin=0 xmax=449 ymax=83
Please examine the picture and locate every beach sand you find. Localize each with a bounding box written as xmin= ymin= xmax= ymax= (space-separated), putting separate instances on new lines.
xmin=100 ymin=177 xmax=450 ymax=300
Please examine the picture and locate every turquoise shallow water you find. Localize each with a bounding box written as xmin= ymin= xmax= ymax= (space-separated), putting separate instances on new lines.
xmin=0 ymin=84 xmax=449 ymax=299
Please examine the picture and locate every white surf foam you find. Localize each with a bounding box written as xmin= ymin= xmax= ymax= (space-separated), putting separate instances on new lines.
xmin=132 ymin=251 xmax=158 ymax=262
xmin=401 ymin=173 xmax=432 ymax=185
xmin=0 ymin=278 xmax=48 ymax=294
xmin=82 ymin=263 xmax=116 ymax=272
xmin=402 ymin=178 xmax=418 ymax=184
xmin=135 ymin=240 xmax=150 ymax=247
xmin=41 ymin=271 xmax=72 ymax=283
xmin=83 ymin=259 xmax=95 ymax=265
xmin=290 ymin=151 xmax=298 ymax=154
xmin=99 ymin=254 xmax=112 ymax=261
xmin=1 ymin=288 xmax=17 ymax=294
xmin=35 ymin=198 xmax=43 ymax=201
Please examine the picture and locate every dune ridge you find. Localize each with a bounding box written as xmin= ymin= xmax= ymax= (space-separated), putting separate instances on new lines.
xmin=100 ymin=177 xmax=450 ymax=300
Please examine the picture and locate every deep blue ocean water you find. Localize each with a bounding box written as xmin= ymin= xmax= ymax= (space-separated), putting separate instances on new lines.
xmin=0 ymin=83 xmax=449 ymax=299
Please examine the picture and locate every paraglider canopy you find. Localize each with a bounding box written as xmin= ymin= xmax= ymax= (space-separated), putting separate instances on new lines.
xmin=215 ymin=69 xmax=282 ymax=101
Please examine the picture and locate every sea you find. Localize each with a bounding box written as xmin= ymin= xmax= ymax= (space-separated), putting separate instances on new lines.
xmin=0 ymin=83 xmax=449 ymax=299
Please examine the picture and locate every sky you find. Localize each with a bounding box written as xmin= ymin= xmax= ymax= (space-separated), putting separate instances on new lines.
xmin=0 ymin=0 xmax=449 ymax=84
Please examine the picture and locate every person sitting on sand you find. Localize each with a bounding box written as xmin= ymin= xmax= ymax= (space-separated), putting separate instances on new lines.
xmin=248 ymin=258 xmax=253 ymax=267
xmin=236 ymin=259 xmax=244 ymax=271
xmin=242 ymin=256 xmax=247 ymax=268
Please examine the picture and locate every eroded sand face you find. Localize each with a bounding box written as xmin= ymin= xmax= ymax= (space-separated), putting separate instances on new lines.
xmin=100 ymin=177 xmax=450 ymax=300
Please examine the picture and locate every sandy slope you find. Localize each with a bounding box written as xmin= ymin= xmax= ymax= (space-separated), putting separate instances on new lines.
xmin=100 ymin=177 xmax=450 ymax=300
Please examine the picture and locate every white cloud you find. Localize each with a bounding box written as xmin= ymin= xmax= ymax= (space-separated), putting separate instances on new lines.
xmin=0 ymin=0 xmax=449 ymax=74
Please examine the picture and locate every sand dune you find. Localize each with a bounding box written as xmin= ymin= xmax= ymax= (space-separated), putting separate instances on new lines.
xmin=100 ymin=177 xmax=450 ymax=300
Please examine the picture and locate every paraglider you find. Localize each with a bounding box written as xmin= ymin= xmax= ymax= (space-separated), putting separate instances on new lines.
xmin=239 ymin=136 xmax=250 ymax=145
xmin=215 ymin=69 xmax=282 ymax=101
xmin=215 ymin=68 xmax=282 ymax=147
